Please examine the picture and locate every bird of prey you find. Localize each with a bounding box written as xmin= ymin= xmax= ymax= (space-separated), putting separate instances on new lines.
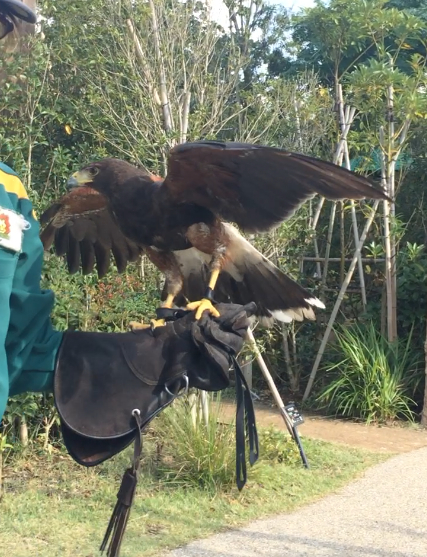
xmin=40 ymin=141 xmax=389 ymax=328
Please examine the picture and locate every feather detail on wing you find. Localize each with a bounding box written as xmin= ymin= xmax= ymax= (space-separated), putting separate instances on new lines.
xmin=40 ymin=187 xmax=142 ymax=277
xmin=162 ymin=141 xmax=390 ymax=233
xmin=170 ymin=223 xmax=325 ymax=327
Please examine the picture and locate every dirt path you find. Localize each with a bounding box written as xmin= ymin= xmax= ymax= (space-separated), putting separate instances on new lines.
xmin=220 ymin=401 xmax=427 ymax=453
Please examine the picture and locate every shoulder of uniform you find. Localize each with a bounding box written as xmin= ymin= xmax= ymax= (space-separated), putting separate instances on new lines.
xmin=0 ymin=162 xmax=19 ymax=177
xmin=0 ymin=163 xmax=28 ymax=200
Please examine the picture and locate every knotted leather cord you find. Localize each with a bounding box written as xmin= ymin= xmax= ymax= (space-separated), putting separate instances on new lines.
xmin=100 ymin=410 xmax=143 ymax=557
xmin=233 ymin=357 xmax=259 ymax=490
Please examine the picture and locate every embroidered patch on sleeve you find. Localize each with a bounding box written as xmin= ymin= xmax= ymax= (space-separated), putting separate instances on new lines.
xmin=0 ymin=207 xmax=30 ymax=253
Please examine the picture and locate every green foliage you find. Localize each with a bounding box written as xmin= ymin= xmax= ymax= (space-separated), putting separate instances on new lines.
xmin=316 ymin=321 xmax=420 ymax=423
xmin=258 ymin=426 xmax=300 ymax=465
xmin=289 ymin=0 xmax=427 ymax=84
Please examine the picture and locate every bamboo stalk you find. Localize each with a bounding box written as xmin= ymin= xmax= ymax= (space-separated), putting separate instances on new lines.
xmin=336 ymin=91 xmax=367 ymax=306
xmin=293 ymin=97 xmax=303 ymax=151
xmin=303 ymin=200 xmax=381 ymax=401
xmin=320 ymin=85 xmax=356 ymax=295
xmin=241 ymin=355 xmax=253 ymax=390
xmin=188 ymin=392 xmax=197 ymax=427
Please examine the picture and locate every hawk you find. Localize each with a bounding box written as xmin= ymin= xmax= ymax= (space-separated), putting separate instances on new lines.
xmin=40 ymin=141 xmax=389 ymax=327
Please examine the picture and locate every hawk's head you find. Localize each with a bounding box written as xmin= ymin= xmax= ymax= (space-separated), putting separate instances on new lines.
xmin=66 ymin=158 xmax=158 ymax=197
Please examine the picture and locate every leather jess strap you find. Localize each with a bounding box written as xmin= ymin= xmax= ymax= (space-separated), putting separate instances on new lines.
xmin=234 ymin=357 xmax=259 ymax=490
xmin=100 ymin=410 xmax=143 ymax=557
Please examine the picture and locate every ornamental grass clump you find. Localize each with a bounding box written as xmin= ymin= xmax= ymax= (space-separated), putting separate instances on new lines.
xmin=316 ymin=322 xmax=418 ymax=424
xmin=152 ymin=394 xmax=237 ymax=491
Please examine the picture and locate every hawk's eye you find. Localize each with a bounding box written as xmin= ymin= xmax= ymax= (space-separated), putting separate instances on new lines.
xmin=89 ymin=167 xmax=99 ymax=177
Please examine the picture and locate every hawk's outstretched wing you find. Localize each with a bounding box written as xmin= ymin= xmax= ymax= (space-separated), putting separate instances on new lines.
xmin=162 ymin=141 xmax=389 ymax=232
xmin=40 ymin=187 xmax=142 ymax=277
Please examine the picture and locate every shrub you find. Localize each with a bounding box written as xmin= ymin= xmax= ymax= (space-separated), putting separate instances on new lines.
xmin=258 ymin=426 xmax=300 ymax=465
xmin=315 ymin=321 xmax=420 ymax=423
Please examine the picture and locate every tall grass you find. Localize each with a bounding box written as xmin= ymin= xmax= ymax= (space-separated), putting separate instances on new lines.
xmin=152 ymin=394 xmax=237 ymax=491
xmin=315 ymin=322 xmax=420 ymax=423
xmin=151 ymin=394 xmax=304 ymax=492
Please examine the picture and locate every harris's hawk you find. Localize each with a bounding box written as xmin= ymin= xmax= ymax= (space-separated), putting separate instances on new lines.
xmin=40 ymin=141 xmax=389 ymax=327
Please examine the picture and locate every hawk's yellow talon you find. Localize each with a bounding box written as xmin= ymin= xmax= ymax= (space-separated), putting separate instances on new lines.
xmin=129 ymin=318 xmax=165 ymax=331
xmin=150 ymin=318 xmax=166 ymax=329
xmin=129 ymin=321 xmax=150 ymax=331
xmin=186 ymin=298 xmax=220 ymax=320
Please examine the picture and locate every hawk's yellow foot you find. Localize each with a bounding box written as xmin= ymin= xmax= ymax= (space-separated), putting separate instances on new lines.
xmin=129 ymin=318 xmax=165 ymax=331
xmin=129 ymin=293 xmax=174 ymax=330
xmin=186 ymin=298 xmax=220 ymax=320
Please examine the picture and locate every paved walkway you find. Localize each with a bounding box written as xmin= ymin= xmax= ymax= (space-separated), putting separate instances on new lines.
xmin=162 ymin=447 xmax=427 ymax=557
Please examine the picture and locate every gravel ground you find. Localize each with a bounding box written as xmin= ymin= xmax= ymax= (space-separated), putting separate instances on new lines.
xmin=162 ymin=447 xmax=427 ymax=557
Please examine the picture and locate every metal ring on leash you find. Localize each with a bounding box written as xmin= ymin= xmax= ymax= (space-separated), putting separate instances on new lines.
xmin=164 ymin=374 xmax=189 ymax=398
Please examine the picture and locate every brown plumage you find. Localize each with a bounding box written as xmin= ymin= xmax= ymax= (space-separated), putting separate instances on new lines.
xmin=40 ymin=141 xmax=390 ymax=325
xmin=40 ymin=186 xmax=142 ymax=277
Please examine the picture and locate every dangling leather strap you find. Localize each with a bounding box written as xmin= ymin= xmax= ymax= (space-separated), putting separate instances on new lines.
xmin=234 ymin=357 xmax=259 ymax=491
xmin=100 ymin=410 xmax=143 ymax=557
xmin=155 ymin=307 xmax=190 ymax=321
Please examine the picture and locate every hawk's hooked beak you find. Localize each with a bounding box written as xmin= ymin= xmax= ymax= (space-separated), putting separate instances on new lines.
xmin=67 ymin=170 xmax=93 ymax=190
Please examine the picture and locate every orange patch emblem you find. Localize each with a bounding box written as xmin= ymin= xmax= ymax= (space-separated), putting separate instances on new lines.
xmin=0 ymin=212 xmax=11 ymax=240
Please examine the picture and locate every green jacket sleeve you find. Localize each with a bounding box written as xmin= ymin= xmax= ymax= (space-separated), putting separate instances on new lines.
xmin=0 ymin=184 xmax=18 ymax=420
xmin=0 ymin=163 xmax=63 ymax=420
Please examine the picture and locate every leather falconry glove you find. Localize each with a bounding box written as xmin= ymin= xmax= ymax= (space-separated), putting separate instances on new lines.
xmin=53 ymin=302 xmax=259 ymax=557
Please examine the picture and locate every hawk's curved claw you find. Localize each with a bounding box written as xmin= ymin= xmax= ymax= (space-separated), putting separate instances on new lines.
xmin=129 ymin=318 xmax=165 ymax=331
xmin=186 ymin=298 xmax=220 ymax=320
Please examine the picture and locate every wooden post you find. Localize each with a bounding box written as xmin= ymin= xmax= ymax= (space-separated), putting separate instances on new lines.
xmin=188 ymin=392 xmax=197 ymax=427
xmin=199 ymin=391 xmax=209 ymax=427
xmin=241 ymin=356 xmax=253 ymax=390
xmin=246 ymin=328 xmax=295 ymax=437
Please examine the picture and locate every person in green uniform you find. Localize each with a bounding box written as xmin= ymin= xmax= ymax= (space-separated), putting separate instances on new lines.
xmin=0 ymin=0 xmax=251 ymax=422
